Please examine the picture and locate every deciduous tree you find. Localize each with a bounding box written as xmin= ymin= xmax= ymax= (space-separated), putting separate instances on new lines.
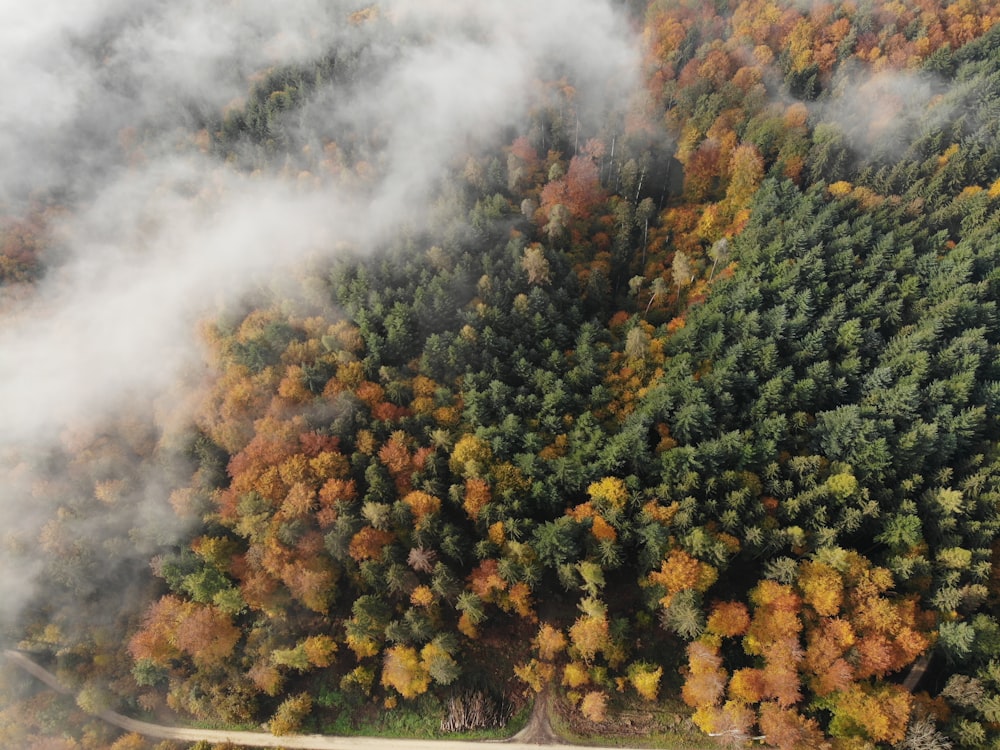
xmin=382 ymin=645 xmax=431 ymax=699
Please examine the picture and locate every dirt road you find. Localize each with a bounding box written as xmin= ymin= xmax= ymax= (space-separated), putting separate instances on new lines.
xmin=3 ymin=649 xmax=658 ymax=750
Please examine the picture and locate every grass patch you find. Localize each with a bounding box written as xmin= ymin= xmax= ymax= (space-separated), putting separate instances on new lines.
xmin=549 ymin=690 xmax=717 ymax=749
xmin=311 ymin=689 xmax=529 ymax=740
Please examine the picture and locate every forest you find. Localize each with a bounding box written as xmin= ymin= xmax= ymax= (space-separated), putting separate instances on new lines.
xmin=5 ymin=0 xmax=1000 ymax=748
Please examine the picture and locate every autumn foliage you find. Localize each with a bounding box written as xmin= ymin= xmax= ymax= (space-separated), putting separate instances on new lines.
xmin=17 ymin=1 xmax=1000 ymax=747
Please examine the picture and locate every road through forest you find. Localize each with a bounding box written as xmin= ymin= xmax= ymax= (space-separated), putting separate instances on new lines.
xmin=3 ymin=649 xmax=663 ymax=750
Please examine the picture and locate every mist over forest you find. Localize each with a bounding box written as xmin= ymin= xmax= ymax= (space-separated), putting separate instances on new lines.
xmin=0 ymin=0 xmax=635 ymax=628
xmin=5 ymin=1 xmax=1000 ymax=749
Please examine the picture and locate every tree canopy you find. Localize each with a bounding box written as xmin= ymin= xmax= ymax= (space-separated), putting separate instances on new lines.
xmin=8 ymin=2 xmax=1000 ymax=749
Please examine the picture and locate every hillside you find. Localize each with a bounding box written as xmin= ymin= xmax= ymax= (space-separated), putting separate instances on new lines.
xmin=4 ymin=1 xmax=1000 ymax=749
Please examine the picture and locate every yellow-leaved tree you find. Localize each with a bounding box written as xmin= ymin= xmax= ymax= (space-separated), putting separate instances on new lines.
xmin=381 ymin=645 xmax=430 ymax=699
